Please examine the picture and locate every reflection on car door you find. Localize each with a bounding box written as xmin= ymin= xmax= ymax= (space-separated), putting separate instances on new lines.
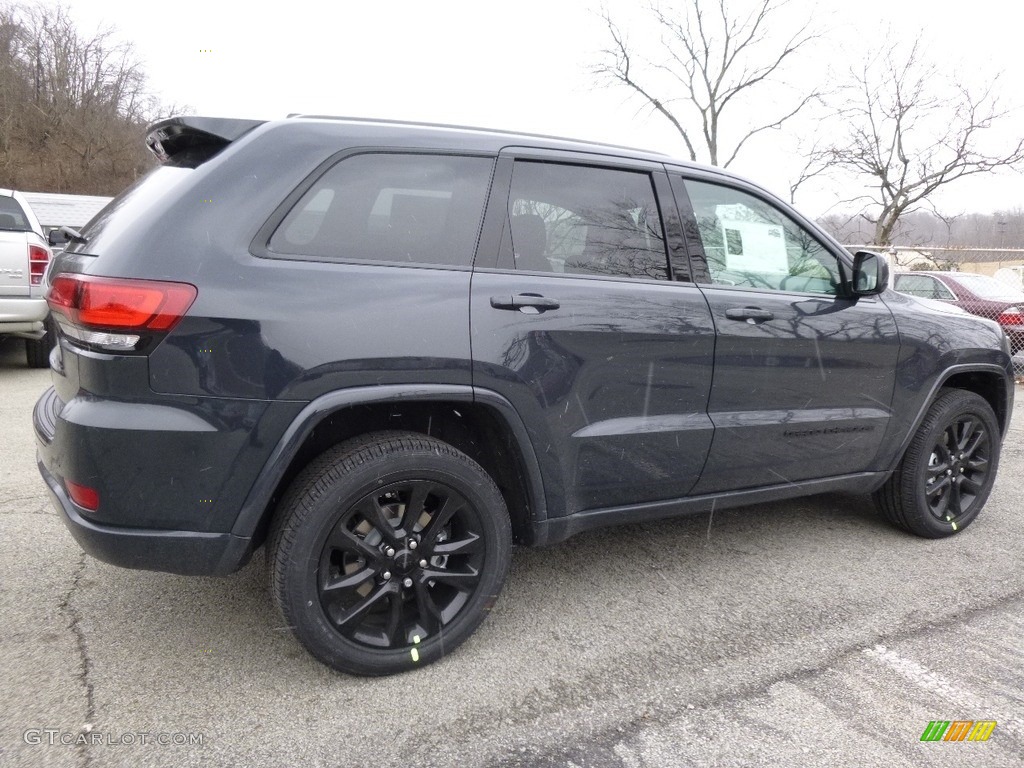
xmin=471 ymin=154 xmax=716 ymax=517
xmin=673 ymin=174 xmax=901 ymax=493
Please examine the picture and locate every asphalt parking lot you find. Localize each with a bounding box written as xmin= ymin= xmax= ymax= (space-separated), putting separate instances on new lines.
xmin=1 ymin=335 xmax=1022 ymax=768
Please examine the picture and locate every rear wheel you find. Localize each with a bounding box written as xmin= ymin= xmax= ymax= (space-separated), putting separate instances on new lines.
xmin=874 ymin=389 xmax=1000 ymax=538
xmin=269 ymin=431 xmax=511 ymax=675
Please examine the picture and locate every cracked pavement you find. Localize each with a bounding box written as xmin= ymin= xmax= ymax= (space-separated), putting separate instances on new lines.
xmin=1 ymin=337 xmax=1023 ymax=767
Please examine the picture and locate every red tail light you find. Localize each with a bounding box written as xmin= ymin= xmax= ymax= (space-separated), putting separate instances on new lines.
xmin=996 ymin=306 xmax=1022 ymax=329
xmin=65 ymin=480 xmax=100 ymax=511
xmin=47 ymin=274 xmax=197 ymax=331
xmin=29 ymin=244 xmax=49 ymax=285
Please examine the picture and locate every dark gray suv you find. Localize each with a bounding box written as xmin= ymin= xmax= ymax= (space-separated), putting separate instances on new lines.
xmin=34 ymin=115 xmax=1015 ymax=675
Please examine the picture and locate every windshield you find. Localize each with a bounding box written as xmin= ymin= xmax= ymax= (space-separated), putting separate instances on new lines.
xmin=953 ymin=273 xmax=1024 ymax=301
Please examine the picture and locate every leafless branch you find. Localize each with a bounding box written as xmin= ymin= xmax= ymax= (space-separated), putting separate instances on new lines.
xmin=593 ymin=0 xmax=821 ymax=167
xmin=806 ymin=35 xmax=1024 ymax=245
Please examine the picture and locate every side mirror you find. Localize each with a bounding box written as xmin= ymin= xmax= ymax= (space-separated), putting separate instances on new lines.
xmin=851 ymin=250 xmax=889 ymax=296
xmin=47 ymin=226 xmax=86 ymax=246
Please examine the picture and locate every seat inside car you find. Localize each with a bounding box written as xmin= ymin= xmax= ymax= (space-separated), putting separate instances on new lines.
xmin=510 ymin=212 xmax=549 ymax=272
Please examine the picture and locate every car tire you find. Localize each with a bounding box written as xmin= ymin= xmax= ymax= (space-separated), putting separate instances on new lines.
xmin=269 ymin=431 xmax=512 ymax=676
xmin=25 ymin=318 xmax=53 ymax=369
xmin=874 ymin=389 xmax=1000 ymax=538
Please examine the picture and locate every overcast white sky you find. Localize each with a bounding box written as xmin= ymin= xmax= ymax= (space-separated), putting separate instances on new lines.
xmin=64 ymin=0 xmax=1023 ymax=218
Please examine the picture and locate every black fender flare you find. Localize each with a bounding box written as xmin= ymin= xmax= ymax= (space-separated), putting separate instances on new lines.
xmin=892 ymin=363 xmax=1013 ymax=463
xmin=229 ymin=384 xmax=548 ymax=540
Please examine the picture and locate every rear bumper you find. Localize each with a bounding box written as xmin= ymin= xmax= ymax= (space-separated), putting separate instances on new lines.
xmin=37 ymin=454 xmax=254 ymax=575
xmin=32 ymin=382 xmax=286 ymax=576
xmin=0 ymin=296 xmax=47 ymax=339
xmin=0 ymin=295 xmax=47 ymax=325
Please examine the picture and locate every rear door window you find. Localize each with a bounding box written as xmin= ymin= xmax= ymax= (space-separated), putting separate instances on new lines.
xmin=503 ymin=161 xmax=669 ymax=280
xmin=269 ymin=154 xmax=493 ymax=268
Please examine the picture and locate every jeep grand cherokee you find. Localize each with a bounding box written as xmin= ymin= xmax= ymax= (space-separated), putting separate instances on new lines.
xmin=34 ymin=115 xmax=1015 ymax=675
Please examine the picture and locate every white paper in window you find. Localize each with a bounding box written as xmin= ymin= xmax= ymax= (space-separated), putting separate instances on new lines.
xmin=719 ymin=217 xmax=787 ymax=273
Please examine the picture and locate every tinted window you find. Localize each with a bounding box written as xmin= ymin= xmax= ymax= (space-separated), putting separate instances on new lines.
xmin=506 ymin=162 xmax=669 ymax=280
xmin=894 ymin=274 xmax=955 ymax=300
xmin=683 ymin=179 xmax=840 ymax=295
xmin=270 ymin=154 xmax=493 ymax=267
xmin=0 ymin=196 xmax=30 ymax=231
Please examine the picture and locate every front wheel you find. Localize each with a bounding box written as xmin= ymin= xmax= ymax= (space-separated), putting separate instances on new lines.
xmin=874 ymin=389 xmax=1001 ymax=538
xmin=269 ymin=431 xmax=512 ymax=675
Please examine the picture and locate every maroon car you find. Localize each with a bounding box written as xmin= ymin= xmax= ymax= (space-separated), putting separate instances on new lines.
xmin=894 ymin=271 xmax=1024 ymax=354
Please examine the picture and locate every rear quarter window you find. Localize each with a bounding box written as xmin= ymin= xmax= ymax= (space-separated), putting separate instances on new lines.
xmin=267 ymin=153 xmax=494 ymax=268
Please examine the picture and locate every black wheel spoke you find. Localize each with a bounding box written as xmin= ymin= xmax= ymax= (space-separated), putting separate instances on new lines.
xmin=967 ymin=456 xmax=989 ymax=472
xmin=955 ymin=419 xmax=976 ymax=452
xmin=400 ymin=482 xmax=429 ymax=534
xmin=422 ymin=566 xmax=480 ymax=593
xmin=327 ymin=525 xmax=383 ymax=564
xmin=329 ymin=583 xmax=392 ymax=630
xmin=323 ymin=565 xmax=376 ymax=592
xmin=421 ymin=493 xmax=462 ymax=549
xmin=433 ymin=532 xmax=482 ymax=557
xmin=925 ymin=476 xmax=950 ymax=498
xmin=962 ymin=429 xmax=986 ymax=460
xmin=360 ymin=495 xmax=398 ymax=543
xmin=960 ymin=474 xmax=984 ymax=494
xmin=930 ymin=487 xmax=950 ymax=518
xmin=946 ymin=480 xmax=964 ymax=518
xmin=412 ymin=580 xmax=442 ymax=635
xmin=384 ymin=592 xmax=405 ymax=646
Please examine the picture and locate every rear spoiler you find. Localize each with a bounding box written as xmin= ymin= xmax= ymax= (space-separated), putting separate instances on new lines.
xmin=145 ymin=116 xmax=266 ymax=164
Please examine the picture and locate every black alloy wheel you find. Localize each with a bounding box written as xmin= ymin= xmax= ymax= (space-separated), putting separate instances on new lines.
xmin=270 ymin=431 xmax=511 ymax=675
xmin=317 ymin=479 xmax=487 ymax=651
xmin=874 ymin=389 xmax=1001 ymax=538
xmin=922 ymin=412 xmax=992 ymax=529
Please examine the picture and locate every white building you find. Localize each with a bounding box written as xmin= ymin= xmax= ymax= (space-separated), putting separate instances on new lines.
xmin=21 ymin=192 xmax=113 ymax=231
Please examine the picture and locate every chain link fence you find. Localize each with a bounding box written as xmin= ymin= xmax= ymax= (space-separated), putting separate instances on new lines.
xmin=847 ymin=246 xmax=1024 ymax=379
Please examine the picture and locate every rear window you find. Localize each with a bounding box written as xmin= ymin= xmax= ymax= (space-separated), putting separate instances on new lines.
xmin=0 ymin=196 xmax=30 ymax=231
xmin=268 ymin=154 xmax=494 ymax=268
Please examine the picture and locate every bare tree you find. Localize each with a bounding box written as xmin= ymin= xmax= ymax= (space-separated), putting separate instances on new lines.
xmin=0 ymin=0 xmax=170 ymax=194
xmin=799 ymin=38 xmax=1024 ymax=246
xmin=594 ymin=0 xmax=820 ymax=167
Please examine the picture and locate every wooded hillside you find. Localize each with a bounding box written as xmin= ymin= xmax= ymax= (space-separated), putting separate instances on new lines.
xmin=0 ymin=2 xmax=160 ymax=195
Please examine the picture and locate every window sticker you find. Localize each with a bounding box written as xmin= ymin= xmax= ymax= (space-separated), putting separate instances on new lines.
xmin=718 ymin=217 xmax=787 ymax=273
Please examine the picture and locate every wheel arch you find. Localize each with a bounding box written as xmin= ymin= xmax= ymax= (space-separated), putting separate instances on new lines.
xmin=937 ymin=367 xmax=1012 ymax=437
xmin=230 ymin=385 xmax=548 ymax=550
xmin=894 ymin=365 xmax=1013 ymax=464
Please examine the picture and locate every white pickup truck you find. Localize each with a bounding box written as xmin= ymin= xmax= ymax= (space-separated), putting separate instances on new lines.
xmin=0 ymin=189 xmax=52 ymax=367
